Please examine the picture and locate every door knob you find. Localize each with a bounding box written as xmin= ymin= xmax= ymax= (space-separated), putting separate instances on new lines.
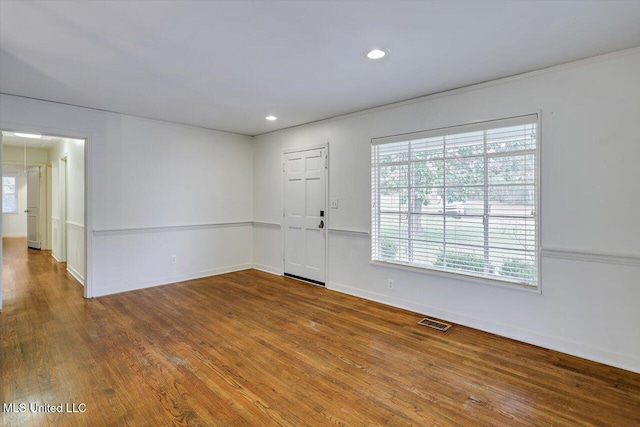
xmin=318 ymin=220 xmax=324 ymax=229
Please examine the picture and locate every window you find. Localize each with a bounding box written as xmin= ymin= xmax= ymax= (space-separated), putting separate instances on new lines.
xmin=3 ymin=176 xmax=18 ymax=214
xmin=371 ymin=114 xmax=539 ymax=288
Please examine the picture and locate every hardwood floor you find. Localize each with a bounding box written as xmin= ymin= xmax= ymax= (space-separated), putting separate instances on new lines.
xmin=1 ymin=237 xmax=639 ymax=426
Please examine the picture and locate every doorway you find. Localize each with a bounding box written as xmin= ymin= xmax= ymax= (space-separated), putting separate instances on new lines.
xmin=2 ymin=164 xmax=47 ymax=249
xmin=1 ymin=130 xmax=86 ymax=310
xmin=282 ymin=145 xmax=328 ymax=285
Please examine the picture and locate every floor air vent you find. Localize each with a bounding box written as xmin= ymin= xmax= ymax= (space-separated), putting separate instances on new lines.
xmin=417 ymin=317 xmax=452 ymax=332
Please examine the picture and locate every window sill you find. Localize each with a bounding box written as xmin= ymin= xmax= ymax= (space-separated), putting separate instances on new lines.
xmin=370 ymin=260 xmax=541 ymax=294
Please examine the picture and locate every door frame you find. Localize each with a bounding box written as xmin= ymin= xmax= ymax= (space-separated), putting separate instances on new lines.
xmin=0 ymin=126 xmax=92 ymax=307
xmin=281 ymin=143 xmax=329 ymax=284
xmin=59 ymin=155 xmax=69 ymax=262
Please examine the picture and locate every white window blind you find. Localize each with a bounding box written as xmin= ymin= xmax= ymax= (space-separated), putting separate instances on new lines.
xmin=371 ymin=114 xmax=539 ymax=288
xmin=2 ymin=176 xmax=18 ymax=214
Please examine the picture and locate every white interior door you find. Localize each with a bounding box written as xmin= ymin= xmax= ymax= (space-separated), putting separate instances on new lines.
xmin=284 ymin=147 xmax=327 ymax=284
xmin=27 ymin=167 xmax=41 ymax=249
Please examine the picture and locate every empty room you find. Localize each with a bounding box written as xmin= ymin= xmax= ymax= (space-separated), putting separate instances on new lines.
xmin=1 ymin=1 xmax=639 ymax=426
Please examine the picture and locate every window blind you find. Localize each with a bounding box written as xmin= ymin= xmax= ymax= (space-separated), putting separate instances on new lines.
xmin=371 ymin=114 xmax=539 ymax=287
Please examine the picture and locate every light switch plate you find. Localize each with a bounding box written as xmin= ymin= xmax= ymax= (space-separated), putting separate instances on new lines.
xmin=330 ymin=198 xmax=339 ymax=208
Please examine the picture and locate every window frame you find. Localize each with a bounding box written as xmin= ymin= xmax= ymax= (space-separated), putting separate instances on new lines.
xmin=370 ymin=113 xmax=541 ymax=291
xmin=2 ymin=175 xmax=19 ymax=215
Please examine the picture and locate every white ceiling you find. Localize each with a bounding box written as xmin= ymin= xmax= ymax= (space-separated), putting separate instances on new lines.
xmin=1 ymin=133 xmax=62 ymax=149
xmin=1 ymin=1 xmax=639 ymax=136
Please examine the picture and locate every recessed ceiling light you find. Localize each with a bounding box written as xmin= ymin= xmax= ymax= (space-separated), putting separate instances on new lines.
xmin=14 ymin=132 xmax=42 ymax=139
xmin=365 ymin=48 xmax=388 ymax=60
xmin=265 ymin=115 xmax=277 ymax=121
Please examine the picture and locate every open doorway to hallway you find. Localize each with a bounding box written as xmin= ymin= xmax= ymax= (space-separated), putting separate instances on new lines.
xmin=1 ymin=130 xmax=86 ymax=306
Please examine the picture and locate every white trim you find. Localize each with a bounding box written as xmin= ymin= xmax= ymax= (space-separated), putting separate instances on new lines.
xmin=52 ymin=253 xmax=62 ymax=263
xmin=84 ymin=134 xmax=93 ymax=299
xmin=541 ymin=247 xmax=640 ymax=267
xmin=252 ymin=221 xmax=281 ymax=229
xmin=535 ymin=111 xmax=543 ymax=292
xmin=92 ymin=264 xmax=253 ymax=297
xmin=93 ymin=221 xmax=252 ymax=236
xmin=65 ymin=220 xmax=85 ymax=287
xmin=251 ymin=264 xmax=282 ymax=276
xmin=327 ymin=280 xmax=639 ymax=374
xmin=328 ymin=228 xmax=370 ymax=238
xmin=67 ymin=264 xmax=85 ymax=286
xmin=370 ymin=259 xmax=541 ymax=294
xmin=325 ymin=144 xmax=331 ymax=286
xmin=283 ymin=143 xmax=328 ymax=154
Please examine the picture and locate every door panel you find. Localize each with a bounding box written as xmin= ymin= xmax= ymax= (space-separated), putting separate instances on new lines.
xmin=287 ymin=179 xmax=304 ymax=216
xmin=284 ymin=148 xmax=326 ymax=284
xmin=306 ymin=178 xmax=322 ymax=215
xmin=305 ymin=229 xmax=324 ymax=270
xmin=27 ymin=167 xmax=41 ymax=249
xmin=289 ymin=227 xmax=303 ymax=266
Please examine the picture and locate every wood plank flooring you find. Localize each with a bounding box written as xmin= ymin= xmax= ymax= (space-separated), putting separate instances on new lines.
xmin=1 ymin=236 xmax=639 ymax=426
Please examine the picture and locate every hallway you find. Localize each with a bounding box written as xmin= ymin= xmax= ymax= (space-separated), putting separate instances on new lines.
xmin=1 ymin=237 xmax=81 ymax=305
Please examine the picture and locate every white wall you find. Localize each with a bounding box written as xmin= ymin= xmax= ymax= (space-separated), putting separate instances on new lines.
xmin=252 ymin=49 xmax=640 ymax=373
xmin=2 ymin=145 xmax=49 ymax=164
xmin=2 ymin=169 xmax=27 ymax=237
xmin=0 ymin=94 xmax=254 ymax=301
xmin=89 ymin=115 xmax=254 ymax=296
xmin=50 ymin=138 xmax=85 ymax=283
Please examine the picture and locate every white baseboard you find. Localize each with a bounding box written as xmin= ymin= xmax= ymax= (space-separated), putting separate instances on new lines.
xmin=92 ymin=264 xmax=253 ymax=297
xmin=328 ymin=280 xmax=640 ymax=374
xmin=67 ymin=265 xmax=85 ymax=286
xmin=251 ymin=263 xmax=282 ymax=276
xmin=52 ymin=253 xmax=63 ymax=262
